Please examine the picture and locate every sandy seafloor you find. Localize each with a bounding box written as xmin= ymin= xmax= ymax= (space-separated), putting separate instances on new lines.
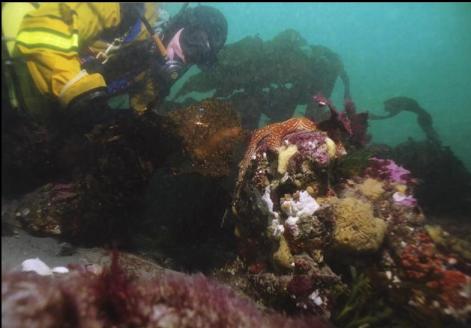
xmin=1 ymin=198 xmax=170 ymax=277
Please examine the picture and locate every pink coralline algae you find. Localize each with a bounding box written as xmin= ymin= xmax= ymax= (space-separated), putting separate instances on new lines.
xmin=392 ymin=192 xmax=417 ymax=207
xmin=284 ymin=130 xmax=332 ymax=166
xmin=367 ymin=157 xmax=413 ymax=184
xmin=2 ymin=253 xmax=330 ymax=328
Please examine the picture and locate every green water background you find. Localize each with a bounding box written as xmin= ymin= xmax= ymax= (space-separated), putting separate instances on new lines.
xmin=165 ymin=2 xmax=471 ymax=170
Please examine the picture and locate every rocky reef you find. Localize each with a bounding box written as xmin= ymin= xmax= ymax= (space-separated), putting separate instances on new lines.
xmin=4 ymin=100 xmax=244 ymax=246
xmin=3 ymin=84 xmax=470 ymax=326
xmin=229 ymin=99 xmax=471 ymax=325
xmin=3 ymin=110 xmax=174 ymax=244
xmin=3 ymin=101 xmax=470 ymax=327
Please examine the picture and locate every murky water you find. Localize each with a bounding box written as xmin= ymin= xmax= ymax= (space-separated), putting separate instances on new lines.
xmin=2 ymin=3 xmax=470 ymax=328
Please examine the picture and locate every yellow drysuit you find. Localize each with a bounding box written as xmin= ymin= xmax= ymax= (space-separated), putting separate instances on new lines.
xmin=5 ymin=2 xmax=159 ymax=114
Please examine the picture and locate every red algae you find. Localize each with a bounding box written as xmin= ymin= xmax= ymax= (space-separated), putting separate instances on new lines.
xmin=2 ymin=252 xmax=330 ymax=328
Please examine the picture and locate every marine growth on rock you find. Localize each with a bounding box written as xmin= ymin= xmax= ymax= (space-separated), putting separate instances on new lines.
xmin=230 ymin=114 xmax=470 ymax=324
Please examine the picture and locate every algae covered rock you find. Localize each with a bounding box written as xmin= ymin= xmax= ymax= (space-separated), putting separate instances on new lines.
xmin=331 ymin=197 xmax=387 ymax=253
xmin=167 ymin=99 xmax=244 ymax=177
xmin=2 ymin=253 xmax=331 ymax=328
xmin=232 ymin=117 xmax=347 ymax=317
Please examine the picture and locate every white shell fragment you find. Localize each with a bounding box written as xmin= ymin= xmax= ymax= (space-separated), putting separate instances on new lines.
xmin=21 ymin=258 xmax=52 ymax=276
xmin=51 ymin=266 xmax=70 ymax=274
xmin=309 ymin=290 xmax=323 ymax=306
xmin=21 ymin=258 xmax=69 ymax=276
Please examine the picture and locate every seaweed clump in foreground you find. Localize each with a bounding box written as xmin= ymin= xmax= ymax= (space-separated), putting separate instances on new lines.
xmin=1 ymin=252 xmax=330 ymax=328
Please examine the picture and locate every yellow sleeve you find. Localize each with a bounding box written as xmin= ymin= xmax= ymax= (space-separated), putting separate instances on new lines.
xmin=129 ymin=3 xmax=162 ymax=113
xmin=14 ymin=3 xmax=122 ymax=108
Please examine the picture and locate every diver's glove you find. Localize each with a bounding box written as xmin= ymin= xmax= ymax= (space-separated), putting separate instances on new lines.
xmin=67 ymin=88 xmax=114 ymax=132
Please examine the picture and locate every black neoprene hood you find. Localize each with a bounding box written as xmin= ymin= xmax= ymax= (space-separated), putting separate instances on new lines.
xmin=166 ymin=5 xmax=228 ymax=66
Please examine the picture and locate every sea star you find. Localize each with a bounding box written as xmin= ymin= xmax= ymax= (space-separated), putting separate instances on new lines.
xmin=236 ymin=117 xmax=318 ymax=190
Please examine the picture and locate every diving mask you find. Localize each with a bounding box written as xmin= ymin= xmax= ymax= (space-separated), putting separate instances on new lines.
xmin=152 ymin=27 xmax=190 ymax=85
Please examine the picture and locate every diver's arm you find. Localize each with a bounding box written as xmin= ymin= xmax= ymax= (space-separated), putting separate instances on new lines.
xmin=14 ymin=3 xmax=124 ymax=108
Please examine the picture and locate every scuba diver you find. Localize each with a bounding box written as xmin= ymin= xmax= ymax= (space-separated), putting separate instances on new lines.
xmin=1 ymin=3 xmax=235 ymax=244
xmin=1 ymin=2 xmax=228 ymax=196
xmin=2 ymin=3 xmax=228 ymax=125
xmin=369 ymin=96 xmax=441 ymax=145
